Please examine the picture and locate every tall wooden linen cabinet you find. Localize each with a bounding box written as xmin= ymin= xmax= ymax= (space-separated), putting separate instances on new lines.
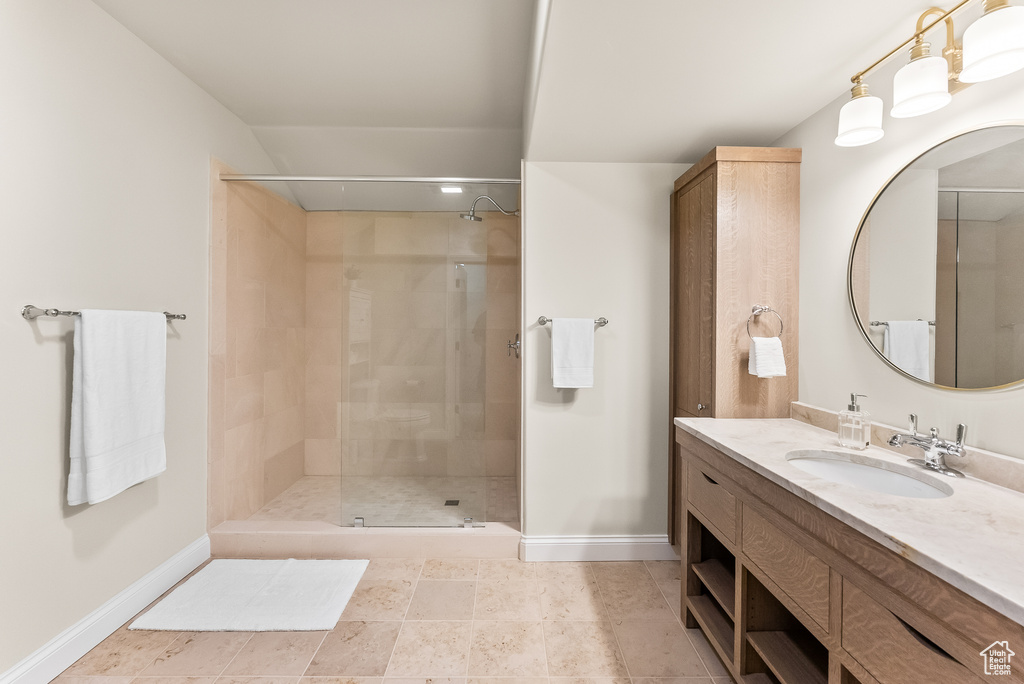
xmin=668 ymin=147 xmax=801 ymax=546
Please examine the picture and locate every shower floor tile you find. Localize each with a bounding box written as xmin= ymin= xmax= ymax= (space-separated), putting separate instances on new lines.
xmin=247 ymin=475 xmax=517 ymax=527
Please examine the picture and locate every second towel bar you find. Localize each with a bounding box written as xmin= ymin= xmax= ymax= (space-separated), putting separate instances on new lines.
xmin=538 ymin=316 xmax=608 ymax=327
xmin=22 ymin=305 xmax=186 ymax=322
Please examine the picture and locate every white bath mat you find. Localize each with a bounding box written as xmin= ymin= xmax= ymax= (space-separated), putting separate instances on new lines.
xmin=129 ymin=558 xmax=368 ymax=631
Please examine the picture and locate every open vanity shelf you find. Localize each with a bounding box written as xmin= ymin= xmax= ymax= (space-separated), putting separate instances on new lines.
xmin=677 ymin=422 xmax=1024 ymax=684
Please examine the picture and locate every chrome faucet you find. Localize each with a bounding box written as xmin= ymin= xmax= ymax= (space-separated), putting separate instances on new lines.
xmin=887 ymin=413 xmax=966 ymax=478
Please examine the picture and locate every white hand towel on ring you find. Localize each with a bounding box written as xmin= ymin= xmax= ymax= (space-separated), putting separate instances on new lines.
xmin=748 ymin=336 xmax=787 ymax=378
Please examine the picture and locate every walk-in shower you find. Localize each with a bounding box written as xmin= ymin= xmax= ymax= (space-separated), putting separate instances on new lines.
xmin=211 ymin=171 xmax=521 ymax=531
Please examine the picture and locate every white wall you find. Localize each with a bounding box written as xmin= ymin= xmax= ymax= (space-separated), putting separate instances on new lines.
xmin=774 ymin=58 xmax=1024 ymax=459
xmin=0 ymin=0 xmax=280 ymax=671
xmin=521 ymin=161 xmax=688 ymax=538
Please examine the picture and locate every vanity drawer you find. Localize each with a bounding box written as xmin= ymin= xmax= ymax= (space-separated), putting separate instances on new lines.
xmin=741 ymin=507 xmax=830 ymax=630
xmin=842 ymin=580 xmax=985 ymax=683
xmin=687 ymin=465 xmax=736 ymax=543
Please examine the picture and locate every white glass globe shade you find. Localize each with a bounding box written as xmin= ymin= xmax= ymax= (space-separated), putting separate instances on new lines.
xmin=836 ymin=95 xmax=884 ymax=147
xmin=960 ymin=5 xmax=1024 ymax=83
xmin=891 ymin=55 xmax=952 ymax=117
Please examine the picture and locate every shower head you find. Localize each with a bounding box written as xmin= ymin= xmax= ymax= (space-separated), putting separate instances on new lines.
xmin=460 ymin=195 xmax=519 ymax=221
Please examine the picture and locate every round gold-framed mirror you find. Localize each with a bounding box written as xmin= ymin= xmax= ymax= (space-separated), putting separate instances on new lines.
xmin=848 ymin=123 xmax=1024 ymax=391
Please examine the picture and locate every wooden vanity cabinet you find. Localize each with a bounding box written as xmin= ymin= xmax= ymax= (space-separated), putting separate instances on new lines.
xmin=668 ymin=147 xmax=800 ymax=546
xmin=676 ymin=427 xmax=1024 ymax=684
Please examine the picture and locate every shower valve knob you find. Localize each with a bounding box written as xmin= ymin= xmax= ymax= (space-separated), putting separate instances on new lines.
xmin=507 ymin=334 xmax=521 ymax=359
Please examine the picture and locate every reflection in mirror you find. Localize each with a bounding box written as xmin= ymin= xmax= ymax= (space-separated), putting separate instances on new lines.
xmin=849 ymin=125 xmax=1024 ymax=390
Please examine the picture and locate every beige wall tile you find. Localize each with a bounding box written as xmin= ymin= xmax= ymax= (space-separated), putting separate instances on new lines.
xmin=305 ymin=438 xmax=342 ymax=476
xmin=264 ymin=405 xmax=304 ymax=459
xmin=485 ymin=440 xmax=517 ymax=477
xmin=306 ymin=401 xmax=340 ymax=439
xmin=236 ymin=219 xmax=269 ymax=283
xmin=265 ymin=327 xmax=304 ymax=372
xmin=484 ymin=403 xmax=517 ymax=440
xmin=263 ymin=442 xmax=304 ymax=504
xmin=487 ymin=219 xmax=519 ymax=258
xmin=448 ymin=440 xmax=486 ymax=476
xmin=405 ymin=259 xmax=448 ymax=292
xmin=227 ymin=279 xmax=266 ymax=330
xmin=225 ymin=373 xmax=264 ymax=430
xmin=307 ymin=365 xmax=342 ymax=404
xmin=264 ymin=367 xmax=303 ymax=416
xmin=306 ymin=213 xmax=345 ymax=257
xmin=374 ymin=217 xmax=448 ymax=256
xmin=449 ymin=220 xmax=488 ymax=257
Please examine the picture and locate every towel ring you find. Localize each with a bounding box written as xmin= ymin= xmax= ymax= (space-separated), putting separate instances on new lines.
xmin=746 ymin=305 xmax=784 ymax=339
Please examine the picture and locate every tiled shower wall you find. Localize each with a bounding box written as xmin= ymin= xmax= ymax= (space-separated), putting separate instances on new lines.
xmin=209 ymin=163 xmax=307 ymax=527
xmin=304 ymin=212 xmax=521 ymax=489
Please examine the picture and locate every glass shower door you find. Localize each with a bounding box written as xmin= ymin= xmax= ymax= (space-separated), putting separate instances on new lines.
xmin=336 ymin=206 xmax=520 ymax=527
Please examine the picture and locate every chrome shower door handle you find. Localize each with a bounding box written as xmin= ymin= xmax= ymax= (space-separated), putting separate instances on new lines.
xmin=507 ymin=333 xmax=520 ymax=359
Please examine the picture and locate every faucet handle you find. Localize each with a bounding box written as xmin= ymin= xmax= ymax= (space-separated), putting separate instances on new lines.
xmin=930 ymin=427 xmax=940 ymax=440
xmin=908 ymin=413 xmax=918 ymax=436
xmin=956 ymin=423 xmax=968 ymax=448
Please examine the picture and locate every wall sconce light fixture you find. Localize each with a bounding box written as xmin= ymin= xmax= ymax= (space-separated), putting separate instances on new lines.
xmin=836 ymin=0 xmax=1024 ymax=146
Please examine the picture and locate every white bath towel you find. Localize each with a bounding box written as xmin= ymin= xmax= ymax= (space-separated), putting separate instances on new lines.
xmin=551 ymin=318 xmax=595 ymax=388
xmin=748 ymin=336 xmax=787 ymax=378
xmin=883 ymin=320 xmax=931 ymax=382
xmin=68 ymin=310 xmax=167 ymax=506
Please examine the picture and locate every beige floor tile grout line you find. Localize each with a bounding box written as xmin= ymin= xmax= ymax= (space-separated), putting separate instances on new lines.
xmin=589 ymin=561 xmax=632 ymax=682
xmin=644 ymin=558 xmax=718 ymax=680
xmin=298 ymin=630 xmax=331 ymax=678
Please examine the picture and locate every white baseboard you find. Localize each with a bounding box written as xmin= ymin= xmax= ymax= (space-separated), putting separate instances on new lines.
xmin=519 ymin=534 xmax=679 ymax=561
xmin=1 ymin=535 xmax=210 ymax=684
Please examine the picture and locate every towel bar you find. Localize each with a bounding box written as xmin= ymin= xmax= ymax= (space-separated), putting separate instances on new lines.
xmin=22 ymin=305 xmax=186 ymax=322
xmin=538 ymin=316 xmax=608 ymax=327
xmin=869 ymin=320 xmax=936 ymax=327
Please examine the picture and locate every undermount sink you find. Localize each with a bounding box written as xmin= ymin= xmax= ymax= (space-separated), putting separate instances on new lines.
xmin=785 ymin=450 xmax=953 ymax=499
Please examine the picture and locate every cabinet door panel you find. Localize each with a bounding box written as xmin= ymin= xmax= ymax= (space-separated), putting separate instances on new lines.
xmin=674 ymin=175 xmax=714 ymax=417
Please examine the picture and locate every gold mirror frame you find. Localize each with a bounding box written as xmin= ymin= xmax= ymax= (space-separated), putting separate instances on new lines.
xmin=847 ymin=121 xmax=1024 ymax=392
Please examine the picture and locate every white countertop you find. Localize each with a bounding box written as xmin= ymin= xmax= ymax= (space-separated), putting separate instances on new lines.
xmin=674 ymin=416 xmax=1024 ymax=626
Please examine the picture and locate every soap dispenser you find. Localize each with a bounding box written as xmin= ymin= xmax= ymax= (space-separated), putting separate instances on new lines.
xmin=838 ymin=393 xmax=870 ymax=450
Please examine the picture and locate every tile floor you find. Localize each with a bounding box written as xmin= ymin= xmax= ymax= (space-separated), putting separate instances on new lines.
xmin=249 ymin=476 xmax=519 ymax=527
xmin=57 ymin=558 xmax=734 ymax=683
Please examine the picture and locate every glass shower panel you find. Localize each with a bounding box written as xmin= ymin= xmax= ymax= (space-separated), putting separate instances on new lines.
xmin=333 ymin=188 xmax=520 ymax=527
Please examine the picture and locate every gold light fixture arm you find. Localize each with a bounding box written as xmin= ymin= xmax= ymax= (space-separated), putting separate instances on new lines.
xmin=850 ymin=0 xmax=973 ymax=84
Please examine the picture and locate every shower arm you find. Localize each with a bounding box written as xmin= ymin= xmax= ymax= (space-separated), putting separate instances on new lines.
xmin=469 ymin=195 xmax=520 ymax=217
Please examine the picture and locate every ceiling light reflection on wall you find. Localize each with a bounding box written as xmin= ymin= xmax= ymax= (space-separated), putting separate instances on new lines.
xmin=836 ymin=0 xmax=1024 ymax=147
xmin=440 ymin=185 xmax=463 ymax=194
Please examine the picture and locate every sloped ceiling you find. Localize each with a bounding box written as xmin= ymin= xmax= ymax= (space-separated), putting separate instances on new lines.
xmin=91 ymin=0 xmax=960 ymax=206
xmin=527 ymin=0 xmax=958 ymax=163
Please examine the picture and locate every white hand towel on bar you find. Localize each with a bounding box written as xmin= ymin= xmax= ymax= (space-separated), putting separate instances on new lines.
xmin=748 ymin=336 xmax=787 ymax=378
xmin=68 ymin=310 xmax=167 ymax=506
xmin=883 ymin=320 xmax=931 ymax=382
xmin=551 ymin=318 xmax=595 ymax=388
